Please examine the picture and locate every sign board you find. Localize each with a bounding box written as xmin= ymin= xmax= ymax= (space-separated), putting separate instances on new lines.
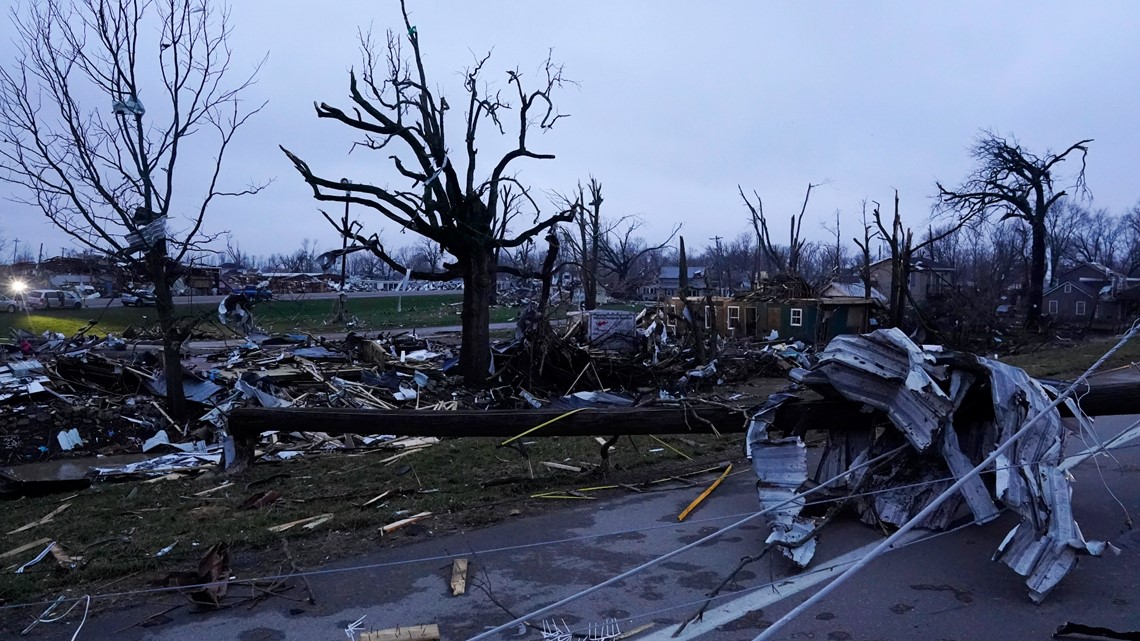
xmin=587 ymin=310 xmax=638 ymax=352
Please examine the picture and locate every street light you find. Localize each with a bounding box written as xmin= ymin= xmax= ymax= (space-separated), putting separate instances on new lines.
xmin=9 ymin=279 xmax=26 ymax=294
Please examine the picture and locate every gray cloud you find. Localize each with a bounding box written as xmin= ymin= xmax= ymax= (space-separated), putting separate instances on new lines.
xmin=2 ymin=0 xmax=1138 ymax=259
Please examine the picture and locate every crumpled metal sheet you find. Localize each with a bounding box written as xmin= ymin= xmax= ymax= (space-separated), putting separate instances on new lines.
xmin=751 ymin=329 xmax=1109 ymax=602
xmin=747 ymin=394 xmax=817 ymax=567
xmin=981 ymin=358 xmax=1107 ymax=603
xmin=146 ymin=372 xmax=225 ymax=403
xmin=812 ymin=328 xmax=953 ymax=452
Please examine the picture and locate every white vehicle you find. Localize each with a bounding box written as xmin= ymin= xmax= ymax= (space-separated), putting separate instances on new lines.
xmin=69 ymin=284 xmax=101 ymax=299
xmin=25 ymin=289 xmax=84 ymax=310
xmin=0 ymin=294 xmax=26 ymax=313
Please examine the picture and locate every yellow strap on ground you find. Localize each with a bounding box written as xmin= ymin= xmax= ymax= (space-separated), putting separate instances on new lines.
xmin=500 ymin=408 xmax=587 ymax=446
xmin=677 ymin=464 xmax=733 ymax=522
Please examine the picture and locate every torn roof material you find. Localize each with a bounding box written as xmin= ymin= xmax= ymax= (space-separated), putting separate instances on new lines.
xmin=757 ymin=328 xmax=1108 ymax=602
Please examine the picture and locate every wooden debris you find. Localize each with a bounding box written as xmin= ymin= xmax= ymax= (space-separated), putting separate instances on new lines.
xmin=268 ymin=513 xmax=334 ymax=533
xmin=360 ymin=624 xmax=440 ymax=641
xmin=7 ymin=503 xmax=71 ymax=535
xmin=1 ymin=537 xmax=53 ymax=560
xmin=541 ymin=461 xmax=582 ymax=473
xmin=49 ymin=543 xmax=82 ymax=569
xmin=380 ymin=511 xmax=431 ymax=535
xmin=151 ymin=400 xmax=183 ymax=435
xmin=450 ymin=558 xmax=468 ymax=596
xmin=194 ymin=482 xmax=234 ymax=496
xmin=677 ymin=464 xmax=733 ymax=522
xmin=379 ymin=448 xmax=430 ymax=465
xmin=361 ymin=490 xmax=392 ymax=507
xmin=241 ymin=490 xmax=281 ymax=510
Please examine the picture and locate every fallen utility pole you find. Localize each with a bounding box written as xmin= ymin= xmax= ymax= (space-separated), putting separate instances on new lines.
xmin=230 ymin=406 xmax=747 ymax=440
xmin=226 ymin=402 xmax=854 ymax=470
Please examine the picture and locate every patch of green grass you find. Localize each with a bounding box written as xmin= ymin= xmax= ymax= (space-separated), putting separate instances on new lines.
xmin=0 ymin=434 xmax=743 ymax=606
xmin=0 ymin=294 xmax=518 ymax=339
xmin=1000 ymin=335 xmax=1140 ymax=379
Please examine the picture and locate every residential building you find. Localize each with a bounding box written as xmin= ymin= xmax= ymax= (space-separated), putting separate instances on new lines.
xmin=669 ymin=295 xmax=873 ymax=343
xmin=1043 ymin=262 xmax=1139 ymax=325
xmin=867 ymin=257 xmax=956 ymax=305
xmin=653 ymin=266 xmax=712 ymax=299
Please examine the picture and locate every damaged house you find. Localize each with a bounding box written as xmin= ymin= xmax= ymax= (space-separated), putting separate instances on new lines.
xmin=669 ymin=296 xmax=874 ymax=343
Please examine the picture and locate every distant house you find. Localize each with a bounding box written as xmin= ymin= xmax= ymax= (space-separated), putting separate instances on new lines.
xmin=670 ymin=295 xmax=873 ymax=344
xmin=820 ymin=278 xmax=887 ymax=304
xmin=868 ymin=257 xmax=956 ymax=305
xmin=1043 ymin=262 xmax=1139 ymax=325
xmin=655 ymin=266 xmax=712 ymax=298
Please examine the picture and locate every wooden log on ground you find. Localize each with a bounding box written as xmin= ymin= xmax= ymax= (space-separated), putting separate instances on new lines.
xmin=224 ymin=402 xmax=858 ymax=471
xmin=230 ymin=406 xmax=749 ymax=439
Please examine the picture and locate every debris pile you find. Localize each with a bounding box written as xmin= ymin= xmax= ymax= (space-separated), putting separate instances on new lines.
xmin=749 ymin=328 xmax=1113 ymax=602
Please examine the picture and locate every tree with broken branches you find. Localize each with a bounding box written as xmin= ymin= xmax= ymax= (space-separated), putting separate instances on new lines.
xmin=559 ymin=179 xmax=679 ymax=308
xmin=874 ymin=191 xmax=969 ymax=328
xmin=281 ymin=2 xmax=578 ymax=381
xmin=937 ymin=131 xmax=1092 ymax=328
xmin=739 ymin=182 xmax=820 ymax=280
xmin=0 ymin=0 xmax=265 ymax=419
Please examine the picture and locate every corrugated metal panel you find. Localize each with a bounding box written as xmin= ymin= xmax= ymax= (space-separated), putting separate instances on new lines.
xmin=752 ymin=329 xmax=1110 ymax=602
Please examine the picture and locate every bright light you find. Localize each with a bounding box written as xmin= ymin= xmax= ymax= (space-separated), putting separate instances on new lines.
xmin=10 ymin=280 xmax=26 ymax=293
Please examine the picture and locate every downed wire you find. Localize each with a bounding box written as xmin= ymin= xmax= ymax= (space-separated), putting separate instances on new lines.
xmin=752 ymin=318 xmax=1140 ymax=641
xmin=465 ymin=443 xmax=910 ymax=641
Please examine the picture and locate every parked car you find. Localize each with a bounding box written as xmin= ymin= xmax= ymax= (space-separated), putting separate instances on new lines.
xmin=67 ymin=284 xmax=102 ymax=300
xmin=120 ymin=290 xmax=157 ymax=307
xmin=26 ymin=289 xmax=84 ymax=310
xmin=1 ymin=294 xmax=26 ymax=313
xmin=239 ymin=286 xmax=274 ymax=302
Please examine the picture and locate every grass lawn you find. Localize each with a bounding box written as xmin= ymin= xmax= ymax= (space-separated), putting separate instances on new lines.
xmin=1000 ymin=333 xmax=1140 ymax=379
xmin=0 ymin=434 xmax=743 ymax=607
xmin=0 ymin=294 xmax=519 ymax=339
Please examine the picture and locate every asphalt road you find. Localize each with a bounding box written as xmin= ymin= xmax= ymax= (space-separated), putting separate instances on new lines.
xmin=11 ymin=416 xmax=1140 ymax=641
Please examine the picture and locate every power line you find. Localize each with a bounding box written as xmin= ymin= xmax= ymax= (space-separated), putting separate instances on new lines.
xmin=753 ymin=317 xmax=1140 ymax=641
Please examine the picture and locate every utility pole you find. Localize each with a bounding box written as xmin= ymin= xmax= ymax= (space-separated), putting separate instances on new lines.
xmin=710 ymin=235 xmax=724 ymax=294
xmin=339 ymin=179 xmax=351 ymax=292
xmin=335 ymin=178 xmax=352 ymax=324
xmin=11 ymin=238 xmax=18 ymax=263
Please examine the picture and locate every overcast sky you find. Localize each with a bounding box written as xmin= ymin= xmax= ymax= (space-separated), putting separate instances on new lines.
xmin=2 ymin=1 xmax=1139 ymax=261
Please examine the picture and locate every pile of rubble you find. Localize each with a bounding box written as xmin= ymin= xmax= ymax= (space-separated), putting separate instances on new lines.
xmin=2 ymin=309 xmax=812 ymax=491
xmin=748 ymin=328 xmax=1118 ymax=603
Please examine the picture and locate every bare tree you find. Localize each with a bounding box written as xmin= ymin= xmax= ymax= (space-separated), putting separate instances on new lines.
xmin=739 ymin=182 xmax=819 ymax=279
xmin=223 ymin=233 xmax=251 ymax=269
xmin=874 ymin=191 xmax=967 ymax=327
xmin=600 ymin=218 xmax=679 ymax=300
xmin=1070 ymin=207 xmax=1121 ymax=269
xmin=851 ymin=201 xmax=877 ymax=299
xmin=558 ymin=180 xmax=601 ymax=309
xmin=1120 ymin=202 xmax=1140 ymax=276
xmin=1044 ymin=199 xmax=1086 ymax=284
xmin=937 ymin=131 xmax=1092 ymax=328
xmin=0 ymin=0 xmax=264 ymax=418
xmin=281 ymin=2 xmax=577 ymax=381
xmin=820 ymin=208 xmax=846 ymax=279
xmin=559 ymin=178 xmax=679 ymax=306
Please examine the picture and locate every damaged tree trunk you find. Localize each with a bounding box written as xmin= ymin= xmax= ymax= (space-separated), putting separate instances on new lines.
xmin=461 ymin=250 xmax=495 ymax=380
